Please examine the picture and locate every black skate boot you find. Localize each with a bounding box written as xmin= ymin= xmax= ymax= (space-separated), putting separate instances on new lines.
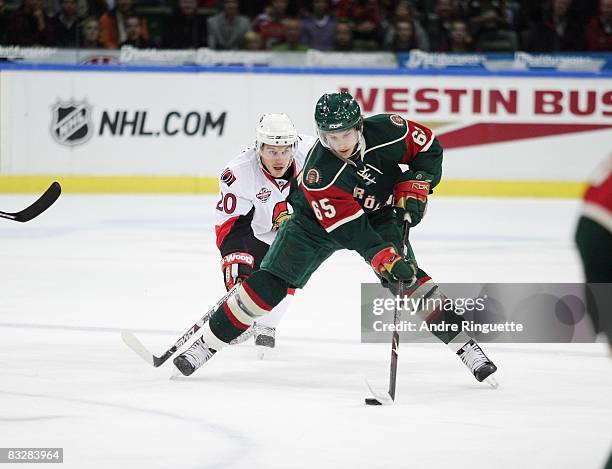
xmin=173 ymin=337 xmax=216 ymax=376
xmin=253 ymin=324 xmax=275 ymax=360
xmin=456 ymin=339 xmax=498 ymax=386
xmin=254 ymin=324 xmax=275 ymax=348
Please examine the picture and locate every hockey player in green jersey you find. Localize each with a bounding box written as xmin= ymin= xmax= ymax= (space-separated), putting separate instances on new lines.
xmin=173 ymin=91 xmax=498 ymax=385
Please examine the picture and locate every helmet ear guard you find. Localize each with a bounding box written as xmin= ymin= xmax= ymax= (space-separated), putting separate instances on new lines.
xmin=255 ymin=113 xmax=298 ymax=155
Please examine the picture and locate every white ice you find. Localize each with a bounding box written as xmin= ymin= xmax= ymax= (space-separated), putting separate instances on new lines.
xmin=0 ymin=194 xmax=610 ymax=469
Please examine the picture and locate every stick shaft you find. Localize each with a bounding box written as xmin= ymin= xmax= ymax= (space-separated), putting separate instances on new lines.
xmin=387 ymin=219 xmax=411 ymax=400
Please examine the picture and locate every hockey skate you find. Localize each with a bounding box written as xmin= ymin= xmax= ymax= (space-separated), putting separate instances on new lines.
xmin=173 ymin=337 xmax=216 ymax=376
xmin=253 ymin=324 xmax=275 ymax=360
xmin=456 ymin=339 xmax=498 ymax=388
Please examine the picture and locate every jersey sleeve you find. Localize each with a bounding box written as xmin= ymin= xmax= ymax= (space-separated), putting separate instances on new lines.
xmin=215 ymin=165 xmax=259 ymax=255
xmin=299 ymin=168 xmax=391 ymax=261
xmin=400 ymin=119 xmax=443 ymax=190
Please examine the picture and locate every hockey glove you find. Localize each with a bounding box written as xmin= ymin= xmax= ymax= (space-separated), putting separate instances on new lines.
xmin=221 ymin=252 xmax=254 ymax=291
xmin=370 ymin=246 xmax=416 ymax=284
xmin=394 ymin=171 xmax=431 ymax=227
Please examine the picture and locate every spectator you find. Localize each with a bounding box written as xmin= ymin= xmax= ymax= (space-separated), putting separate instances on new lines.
xmin=43 ymin=0 xmax=103 ymax=19
xmin=302 ymin=0 xmax=337 ymax=51
xmin=426 ymin=0 xmax=461 ymax=51
xmin=50 ymin=0 xmax=80 ymax=46
xmin=120 ymin=14 xmax=153 ymax=47
xmin=79 ymin=15 xmax=104 ymax=47
xmin=273 ymin=17 xmax=309 ymax=51
xmin=465 ymin=0 xmax=522 ymax=31
xmin=207 ymin=0 xmax=251 ymax=49
xmin=243 ymin=30 xmax=263 ymax=50
xmin=446 ymin=19 xmax=473 ymax=51
xmin=396 ymin=1 xmax=429 ymax=49
xmin=99 ymin=0 xmax=148 ymax=49
xmin=336 ymin=0 xmax=382 ymax=50
xmin=526 ymin=0 xmax=586 ymax=51
xmin=254 ymin=0 xmax=290 ymax=49
xmin=385 ymin=19 xmax=419 ymax=52
xmin=163 ymin=0 xmax=207 ymax=49
xmin=7 ymin=0 xmax=55 ymax=46
xmin=383 ymin=1 xmax=430 ymax=50
xmin=333 ymin=19 xmax=354 ymax=50
xmin=585 ymin=0 xmax=612 ymax=51
xmin=471 ymin=1 xmax=517 ymax=51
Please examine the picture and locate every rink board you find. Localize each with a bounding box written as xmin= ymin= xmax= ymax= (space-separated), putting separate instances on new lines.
xmin=0 ymin=65 xmax=610 ymax=196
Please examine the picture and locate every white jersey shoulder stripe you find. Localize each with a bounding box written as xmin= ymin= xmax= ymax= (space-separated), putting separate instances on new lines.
xmin=302 ymin=161 xmax=348 ymax=192
xmin=363 ymin=127 xmax=409 ymax=156
xmin=421 ymin=133 xmax=435 ymax=152
xmin=325 ymin=209 xmax=364 ymax=232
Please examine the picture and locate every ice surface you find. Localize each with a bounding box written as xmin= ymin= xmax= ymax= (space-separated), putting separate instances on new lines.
xmin=0 ymin=194 xmax=610 ymax=468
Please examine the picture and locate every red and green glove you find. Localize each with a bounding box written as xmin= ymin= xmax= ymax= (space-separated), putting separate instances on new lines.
xmin=393 ymin=171 xmax=432 ymax=227
xmin=370 ymin=246 xmax=416 ymax=284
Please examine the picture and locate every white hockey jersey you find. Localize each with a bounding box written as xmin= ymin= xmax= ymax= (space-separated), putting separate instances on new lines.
xmin=215 ymin=134 xmax=317 ymax=249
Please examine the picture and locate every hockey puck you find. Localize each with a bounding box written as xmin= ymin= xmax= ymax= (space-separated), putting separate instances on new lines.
xmin=364 ymin=398 xmax=382 ymax=406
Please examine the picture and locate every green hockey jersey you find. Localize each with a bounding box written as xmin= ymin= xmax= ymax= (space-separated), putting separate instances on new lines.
xmin=289 ymin=113 xmax=443 ymax=261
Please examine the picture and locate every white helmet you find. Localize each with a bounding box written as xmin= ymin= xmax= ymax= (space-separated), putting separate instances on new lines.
xmin=255 ymin=113 xmax=298 ymax=154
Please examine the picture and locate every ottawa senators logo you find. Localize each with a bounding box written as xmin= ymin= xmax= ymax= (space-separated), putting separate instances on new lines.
xmin=306 ymin=168 xmax=321 ymax=185
xmin=221 ymin=168 xmax=236 ymax=186
xmin=389 ymin=114 xmax=405 ymax=127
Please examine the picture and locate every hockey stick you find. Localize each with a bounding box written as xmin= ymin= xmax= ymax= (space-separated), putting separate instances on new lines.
xmin=0 ymin=181 xmax=62 ymax=222
xmin=365 ymin=216 xmax=411 ymax=406
xmin=121 ymin=285 xmax=237 ymax=367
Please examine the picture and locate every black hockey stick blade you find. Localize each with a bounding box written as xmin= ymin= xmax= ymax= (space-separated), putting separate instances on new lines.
xmin=0 ymin=181 xmax=62 ymax=222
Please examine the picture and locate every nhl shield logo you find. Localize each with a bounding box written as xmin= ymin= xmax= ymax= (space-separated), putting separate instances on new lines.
xmin=51 ymin=100 xmax=93 ymax=146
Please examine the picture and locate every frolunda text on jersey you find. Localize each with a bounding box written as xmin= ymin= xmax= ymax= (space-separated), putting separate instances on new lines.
xmin=353 ymin=187 xmax=393 ymax=211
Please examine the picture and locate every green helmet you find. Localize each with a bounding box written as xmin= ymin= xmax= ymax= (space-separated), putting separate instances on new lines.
xmin=315 ymin=91 xmax=362 ymax=132
xmin=314 ymin=92 xmax=363 ymax=155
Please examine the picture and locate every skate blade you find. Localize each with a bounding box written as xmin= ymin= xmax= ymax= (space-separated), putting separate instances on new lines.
xmin=484 ymin=375 xmax=499 ymax=389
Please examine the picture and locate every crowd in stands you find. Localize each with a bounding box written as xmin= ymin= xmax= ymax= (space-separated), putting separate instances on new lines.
xmin=0 ymin=0 xmax=610 ymax=52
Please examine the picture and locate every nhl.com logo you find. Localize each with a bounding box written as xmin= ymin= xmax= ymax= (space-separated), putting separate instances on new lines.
xmin=50 ymin=99 xmax=93 ymax=147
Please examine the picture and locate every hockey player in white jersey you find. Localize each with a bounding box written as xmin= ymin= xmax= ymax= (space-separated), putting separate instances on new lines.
xmin=210 ymin=113 xmax=316 ymax=360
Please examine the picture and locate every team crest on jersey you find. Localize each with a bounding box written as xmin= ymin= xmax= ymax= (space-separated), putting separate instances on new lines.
xmin=306 ymin=168 xmax=321 ymax=184
xmin=389 ymin=114 xmax=405 ymax=127
xmin=221 ymin=168 xmax=236 ymax=186
xmin=256 ymin=187 xmax=272 ymax=202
